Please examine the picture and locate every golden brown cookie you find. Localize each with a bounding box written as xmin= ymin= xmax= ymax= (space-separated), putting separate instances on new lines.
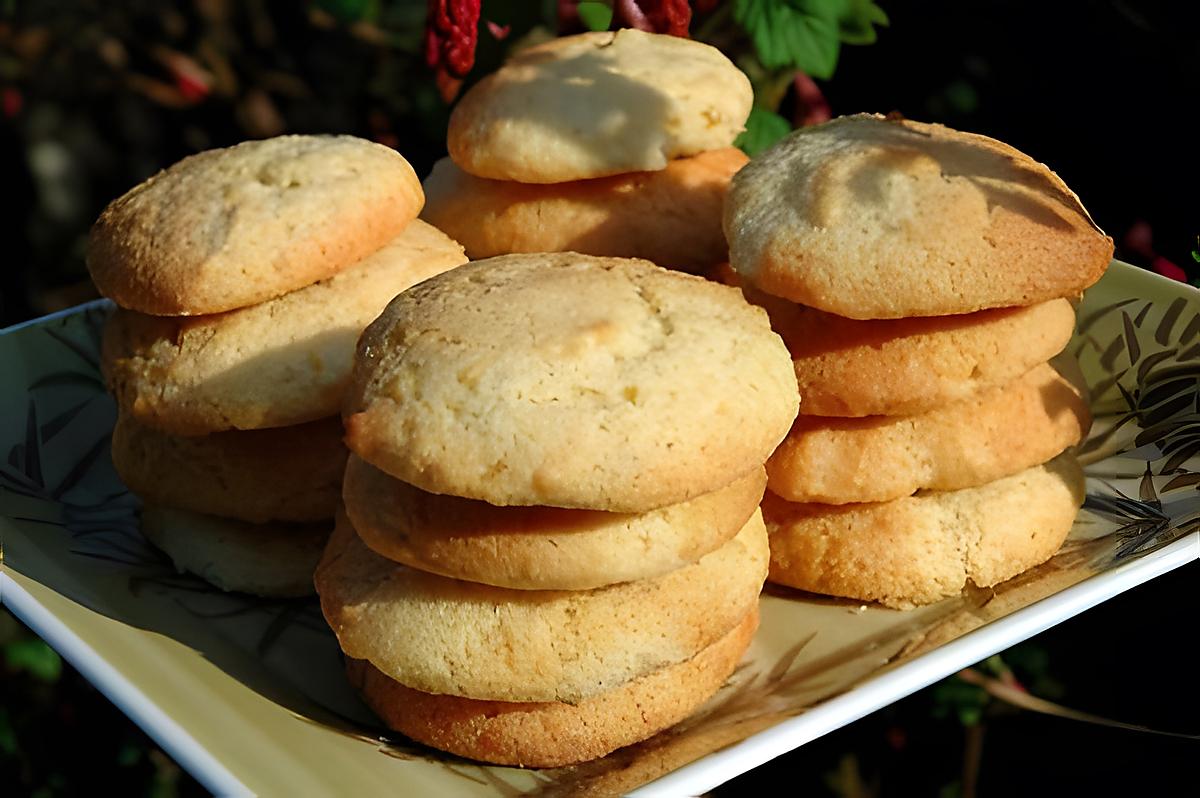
xmin=713 ymin=261 xmax=1076 ymax=416
xmin=140 ymin=505 xmax=330 ymax=597
xmin=344 ymin=253 xmax=798 ymax=511
xmin=421 ymin=148 xmax=748 ymax=272
xmin=762 ymin=454 xmax=1086 ymax=608
xmin=346 ymin=606 xmax=758 ymax=767
xmin=725 ymin=114 xmax=1113 ymax=318
xmin=766 ymin=361 xmax=1091 ymax=503
xmin=111 ymin=414 xmax=345 ymax=523
xmin=88 ymin=135 xmax=424 ymax=315
xmin=447 ymin=30 xmax=752 ymax=183
xmin=343 ymin=455 xmax=765 ymax=589
xmin=314 ymin=508 xmax=768 ymax=703
xmin=102 ymin=220 xmax=466 ymax=435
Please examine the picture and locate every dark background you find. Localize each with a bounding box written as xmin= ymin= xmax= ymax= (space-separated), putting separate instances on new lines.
xmin=2 ymin=2 xmax=1197 ymax=795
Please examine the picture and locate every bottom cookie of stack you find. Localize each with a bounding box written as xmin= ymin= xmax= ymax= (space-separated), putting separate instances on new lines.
xmin=113 ymin=414 xmax=344 ymax=597
xmin=762 ymin=454 xmax=1086 ymax=609
xmin=347 ymin=607 xmax=759 ymax=767
xmin=316 ymin=507 xmax=768 ymax=765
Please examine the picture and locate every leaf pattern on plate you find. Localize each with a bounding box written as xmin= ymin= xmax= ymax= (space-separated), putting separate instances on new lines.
xmin=3 ymin=267 xmax=1199 ymax=796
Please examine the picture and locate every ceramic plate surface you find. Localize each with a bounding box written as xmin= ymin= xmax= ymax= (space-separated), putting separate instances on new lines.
xmin=2 ymin=260 xmax=1197 ymax=797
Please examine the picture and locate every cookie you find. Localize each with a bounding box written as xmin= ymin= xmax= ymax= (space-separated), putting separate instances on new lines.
xmin=724 ymin=114 xmax=1113 ymax=318
xmin=111 ymin=414 xmax=345 ymax=523
xmin=767 ymin=361 xmax=1091 ymax=503
xmin=140 ymin=504 xmax=330 ymax=597
xmin=343 ymin=455 xmax=765 ymax=590
xmin=420 ymin=148 xmax=748 ymax=272
xmin=102 ymin=220 xmax=467 ymax=435
xmin=88 ymin=135 xmax=424 ymax=315
xmin=762 ymin=454 xmax=1086 ymax=608
xmin=314 ymin=508 xmax=767 ymax=703
xmin=346 ymin=606 xmax=757 ymax=767
xmin=344 ymin=253 xmax=798 ymax=511
xmin=447 ymin=30 xmax=752 ymax=183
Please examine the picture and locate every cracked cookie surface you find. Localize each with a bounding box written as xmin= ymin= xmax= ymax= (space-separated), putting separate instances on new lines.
xmin=724 ymin=114 xmax=1113 ymax=318
xmin=344 ymin=253 xmax=798 ymax=511
xmin=88 ymin=134 xmax=424 ymax=315
xmin=447 ymin=29 xmax=752 ymax=183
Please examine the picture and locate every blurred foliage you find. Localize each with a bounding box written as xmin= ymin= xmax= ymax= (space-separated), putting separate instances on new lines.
xmin=0 ymin=0 xmax=880 ymax=324
xmin=0 ymin=607 xmax=204 ymax=797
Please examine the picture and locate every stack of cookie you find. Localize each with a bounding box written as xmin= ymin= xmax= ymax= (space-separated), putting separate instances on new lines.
xmin=315 ymin=253 xmax=799 ymax=765
xmin=723 ymin=114 xmax=1114 ymax=608
xmin=421 ymin=28 xmax=752 ymax=273
xmin=90 ymin=135 xmax=467 ymax=596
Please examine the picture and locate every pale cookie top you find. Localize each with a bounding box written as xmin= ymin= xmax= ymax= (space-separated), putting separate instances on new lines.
xmin=315 ymin=508 xmax=767 ymax=703
xmin=344 ymin=253 xmax=799 ymax=511
xmin=447 ymin=29 xmax=753 ymax=183
xmin=725 ymin=114 xmax=1114 ymax=318
xmin=103 ymin=220 xmax=466 ymax=435
xmin=88 ymin=135 xmax=424 ymax=315
xmin=421 ymin=147 xmax=748 ymax=272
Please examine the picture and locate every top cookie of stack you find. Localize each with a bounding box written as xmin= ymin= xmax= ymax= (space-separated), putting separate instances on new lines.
xmin=422 ymin=29 xmax=753 ymax=272
xmin=723 ymin=114 xmax=1111 ymax=607
xmin=89 ymin=135 xmax=467 ymax=596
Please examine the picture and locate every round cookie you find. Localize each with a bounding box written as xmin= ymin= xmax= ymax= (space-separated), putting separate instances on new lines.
xmin=767 ymin=361 xmax=1091 ymax=503
xmin=343 ymin=455 xmax=765 ymax=590
xmin=762 ymin=454 xmax=1086 ymax=608
xmin=314 ymin=508 xmax=768 ymax=703
xmin=88 ymin=135 xmax=424 ymax=315
xmin=421 ymin=148 xmax=748 ymax=273
xmin=346 ymin=606 xmax=758 ymax=767
xmin=140 ymin=505 xmax=330 ymax=597
xmin=447 ymin=29 xmax=753 ymax=183
xmin=724 ymin=114 xmax=1113 ymax=319
xmin=112 ymin=414 xmax=345 ymax=523
xmin=345 ymin=253 xmax=797 ymax=511
xmin=102 ymin=220 xmax=467 ymax=435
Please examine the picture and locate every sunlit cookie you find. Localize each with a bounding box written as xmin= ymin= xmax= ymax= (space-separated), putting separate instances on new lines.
xmin=140 ymin=504 xmax=330 ymax=598
xmin=421 ymin=148 xmax=747 ymax=272
xmin=314 ymin=509 xmax=767 ymax=703
xmin=102 ymin=221 xmax=466 ymax=435
xmin=762 ymin=454 xmax=1086 ymax=608
xmin=112 ymin=414 xmax=345 ymax=523
xmin=725 ymin=114 xmax=1113 ymax=319
xmin=713 ymin=261 xmax=1075 ymax=417
xmin=767 ymin=361 xmax=1091 ymax=503
xmin=447 ymin=29 xmax=752 ymax=183
xmin=344 ymin=253 xmax=797 ymax=511
xmin=88 ymin=135 xmax=424 ymax=315
xmin=346 ymin=606 xmax=758 ymax=767
xmin=343 ymin=455 xmax=765 ymax=589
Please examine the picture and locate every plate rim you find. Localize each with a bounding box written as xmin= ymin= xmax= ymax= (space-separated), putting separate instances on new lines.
xmin=4 ymin=259 xmax=1200 ymax=795
xmin=630 ymin=530 xmax=1199 ymax=796
xmin=0 ymin=571 xmax=252 ymax=798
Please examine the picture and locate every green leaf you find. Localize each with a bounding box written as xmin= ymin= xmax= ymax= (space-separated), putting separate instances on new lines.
xmin=837 ymin=0 xmax=889 ymax=45
xmin=577 ymin=1 xmax=614 ymax=32
xmin=733 ymin=0 xmax=843 ymax=79
xmin=735 ymin=107 xmax=793 ymax=156
xmin=4 ymin=638 xmax=63 ymax=682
